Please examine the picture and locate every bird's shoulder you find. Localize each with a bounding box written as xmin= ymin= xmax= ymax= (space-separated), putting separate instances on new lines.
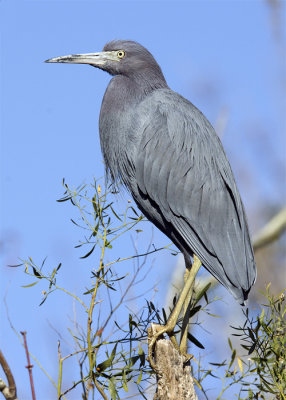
xmin=134 ymin=88 xmax=229 ymax=175
xmin=135 ymin=88 xmax=221 ymax=148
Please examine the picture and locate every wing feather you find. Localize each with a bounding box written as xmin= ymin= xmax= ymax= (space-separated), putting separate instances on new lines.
xmin=133 ymin=89 xmax=256 ymax=302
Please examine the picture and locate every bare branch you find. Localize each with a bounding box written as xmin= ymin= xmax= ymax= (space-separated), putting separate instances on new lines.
xmin=0 ymin=350 xmax=17 ymax=400
xmin=253 ymin=206 xmax=286 ymax=251
xmin=149 ymin=324 xmax=198 ymax=400
xmin=20 ymin=332 xmax=36 ymax=400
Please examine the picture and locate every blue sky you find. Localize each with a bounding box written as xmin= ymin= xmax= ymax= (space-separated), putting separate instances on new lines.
xmin=1 ymin=1 xmax=285 ymax=399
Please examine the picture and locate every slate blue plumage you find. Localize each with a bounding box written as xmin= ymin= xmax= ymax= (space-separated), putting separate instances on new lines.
xmin=46 ymin=40 xmax=257 ymax=304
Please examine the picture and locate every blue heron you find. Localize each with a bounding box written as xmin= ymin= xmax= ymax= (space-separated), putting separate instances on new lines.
xmin=46 ymin=40 xmax=256 ymax=363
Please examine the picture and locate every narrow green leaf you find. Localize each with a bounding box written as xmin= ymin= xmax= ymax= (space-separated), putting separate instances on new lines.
xmin=130 ymin=206 xmax=139 ymax=217
xmin=187 ymin=333 xmax=205 ymax=349
xmin=57 ymin=196 xmax=72 ymax=202
xmin=137 ymin=370 xmax=143 ymax=385
xmin=248 ymin=342 xmax=256 ymax=355
xmin=110 ymin=343 xmax=118 ymax=362
xmin=108 ymin=379 xmax=117 ymax=400
xmin=259 ymin=308 xmax=265 ymax=322
xmin=128 ymin=355 xmax=139 ymax=368
xmin=189 ymin=305 xmax=202 ymax=318
xmin=229 ymin=349 xmax=236 ymax=368
xmin=32 ymin=267 xmax=42 ymax=279
xmin=21 ymin=281 xmax=39 ymax=288
xmin=80 ymin=244 xmax=96 ymax=259
xmin=122 ymin=369 xmax=128 ymax=392
xmin=209 ymin=361 xmax=227 ymax=367
xmin=110 ymin=205 xmax=122 ymax=221
xmin=194 ymin=282 xmax=211 ymax=305
xmin=193 ymin=377 xmax=202 ymax=390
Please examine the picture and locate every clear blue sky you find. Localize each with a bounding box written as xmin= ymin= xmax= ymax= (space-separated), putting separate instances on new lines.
xmin=1 ymin=1 xmax=285 ymax=399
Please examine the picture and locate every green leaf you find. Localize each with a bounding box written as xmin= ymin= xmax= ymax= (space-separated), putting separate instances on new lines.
xmin=80 ymin=244 xmax=96 ymax=259
xmin=108 ymin=379 xmax=117 ymax=400
xmin=122 ymin=378 xmax=128 ymax=392
xmin=209 ymin=361 xmax=227 ymax=367
xmin=259 ymin=308 xmax=265 ymax=323
xmin=237 ymin=356 xmax=243 ymax=373
xmin=138 ymin=344 xmax=145 ymax=367
xmin=110 ymin=343 xmax=118 ymax=362
xmin=194 ymin=282 xmax=211 ymax=305
xmin=57 ymin=196 xmax=72 ymax=202
xmin=137 ymin=370 xmax=143 ymax=385
xmin=21 ymin=281 xmax=39 ymax=288
xmin=110 ymin=205 xmax=122 ymax=221
xmin=128 ymin=355 xmax=140 ymax=368
xmin=187 ymin=333 xmax=205 ymax=349
xmin=189 ymin=305 xmax=202 ymax=318
xmin=93 ymin=220 xmax=100 ymax=236
xmin=130 ymin=206 xmax=139 ymax=217
xmin=248 ymin=342 xmax=256 ymax=355
xmin=193 ymin=377 xmax=202 ymax=390
xmin=229 ymin=349 xmax=236 ymax=369
xmin=248 ymin=327 xmax=256 ymax=342
xmin=32 ymin=267 xmax=42 ymax=279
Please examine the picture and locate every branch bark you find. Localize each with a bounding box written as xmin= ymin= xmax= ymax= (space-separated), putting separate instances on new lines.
xmin=150 ymin=325 xmax=198 ymax=400
xmin=0 ymin=350 xmax=18 ymax=400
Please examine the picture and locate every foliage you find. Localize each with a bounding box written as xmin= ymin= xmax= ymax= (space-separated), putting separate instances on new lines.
xmin=194 ymin=286 xmax=286 ymax=400
xmin=12 ymin=180 xmax=286 ymax=399
xmin=15 ymin=179 xmax=175 ymax=399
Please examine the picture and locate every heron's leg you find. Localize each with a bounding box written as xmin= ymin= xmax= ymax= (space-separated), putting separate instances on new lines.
xmin=148 ymin=254 xmax=201 ymax=370
xmin=179 ymin=255 xmax=201 ymax=354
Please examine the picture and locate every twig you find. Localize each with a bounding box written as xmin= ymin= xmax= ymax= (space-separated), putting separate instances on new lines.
xmin=85 ymin=191 xmax=108 ymax=400
xmin=20 ymin=332 xmax=36 ymax=400
xmin=0 ymin=350 xmax=18 ymax=400
xmin=57 ymin=341 xmax=63 ymax=399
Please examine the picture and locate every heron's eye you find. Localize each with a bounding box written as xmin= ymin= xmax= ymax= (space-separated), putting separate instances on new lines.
xmin=117 ymin=50 xmax=125 ymax=59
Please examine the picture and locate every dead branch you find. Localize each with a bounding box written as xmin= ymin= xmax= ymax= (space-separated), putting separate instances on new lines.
xmin=20 ymin=332 xmax=36 ymax=400
xmin=253 ymin=206 xmax=286 ymax=251
xmin=0 ymin=350 xmax=17 ymax=400
xmin=149 ymin=324 xmax=198 ymax=400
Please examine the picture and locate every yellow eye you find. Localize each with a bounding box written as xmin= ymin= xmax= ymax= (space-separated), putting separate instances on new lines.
xmin=117 ymin=50 xmax=125 ymax=59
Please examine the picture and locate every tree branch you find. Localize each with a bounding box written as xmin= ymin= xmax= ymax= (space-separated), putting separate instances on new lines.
xmin=150 ymin=324 xmax=198 ymax=400
xmin=253 ymin=206 xmax=286 ymax=251
xmin=20 ymin=332 xmax=36 ymax=400
xmin=0 ymin=350 xmax=18 ymax=400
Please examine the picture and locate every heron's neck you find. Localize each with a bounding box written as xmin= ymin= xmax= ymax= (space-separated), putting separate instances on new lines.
xmin=99 ymin=74 xmax=167 ymax=186
xmin=105 ymin=73 xmax=167 ymax=109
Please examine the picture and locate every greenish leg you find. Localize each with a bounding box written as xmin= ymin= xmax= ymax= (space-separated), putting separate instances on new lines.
xmin=148 ymin=254 xmax=202 ymax=370
xmin=179 ymin=255 xmax=202 ymax=355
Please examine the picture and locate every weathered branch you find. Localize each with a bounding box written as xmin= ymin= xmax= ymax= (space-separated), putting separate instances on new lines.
xmin=150 ymin=324 xmax=198 ymax=400
xmin=0 ymin=350 xmax=18 ymax=400
xmin=253 ymin=206 xmax=286 ymax=251
xmin=20 ymin=332 xmax=36 ymax=400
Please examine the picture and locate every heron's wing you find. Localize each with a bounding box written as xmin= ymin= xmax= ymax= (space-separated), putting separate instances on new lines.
xmin=134 ymin=90 xmax=256 ymax=301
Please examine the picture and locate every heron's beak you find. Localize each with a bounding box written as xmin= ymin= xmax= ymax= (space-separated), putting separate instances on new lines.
xmin=45 ymin=51 xmax=119 ymax=66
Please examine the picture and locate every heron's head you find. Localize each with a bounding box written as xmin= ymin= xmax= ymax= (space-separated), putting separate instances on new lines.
xmin=45 ymin=40 xmax=166 ymax=83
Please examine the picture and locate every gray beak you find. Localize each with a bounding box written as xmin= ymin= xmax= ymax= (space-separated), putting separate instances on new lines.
xmin=45 ymin=51 xmax=119 ymax=66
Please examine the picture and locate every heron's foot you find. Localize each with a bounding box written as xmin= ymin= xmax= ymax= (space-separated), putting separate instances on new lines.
xmin=147 ymin=323 xmax=179 ymax=371
xmin=147 ymin=323 xmax=194 ymax=370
